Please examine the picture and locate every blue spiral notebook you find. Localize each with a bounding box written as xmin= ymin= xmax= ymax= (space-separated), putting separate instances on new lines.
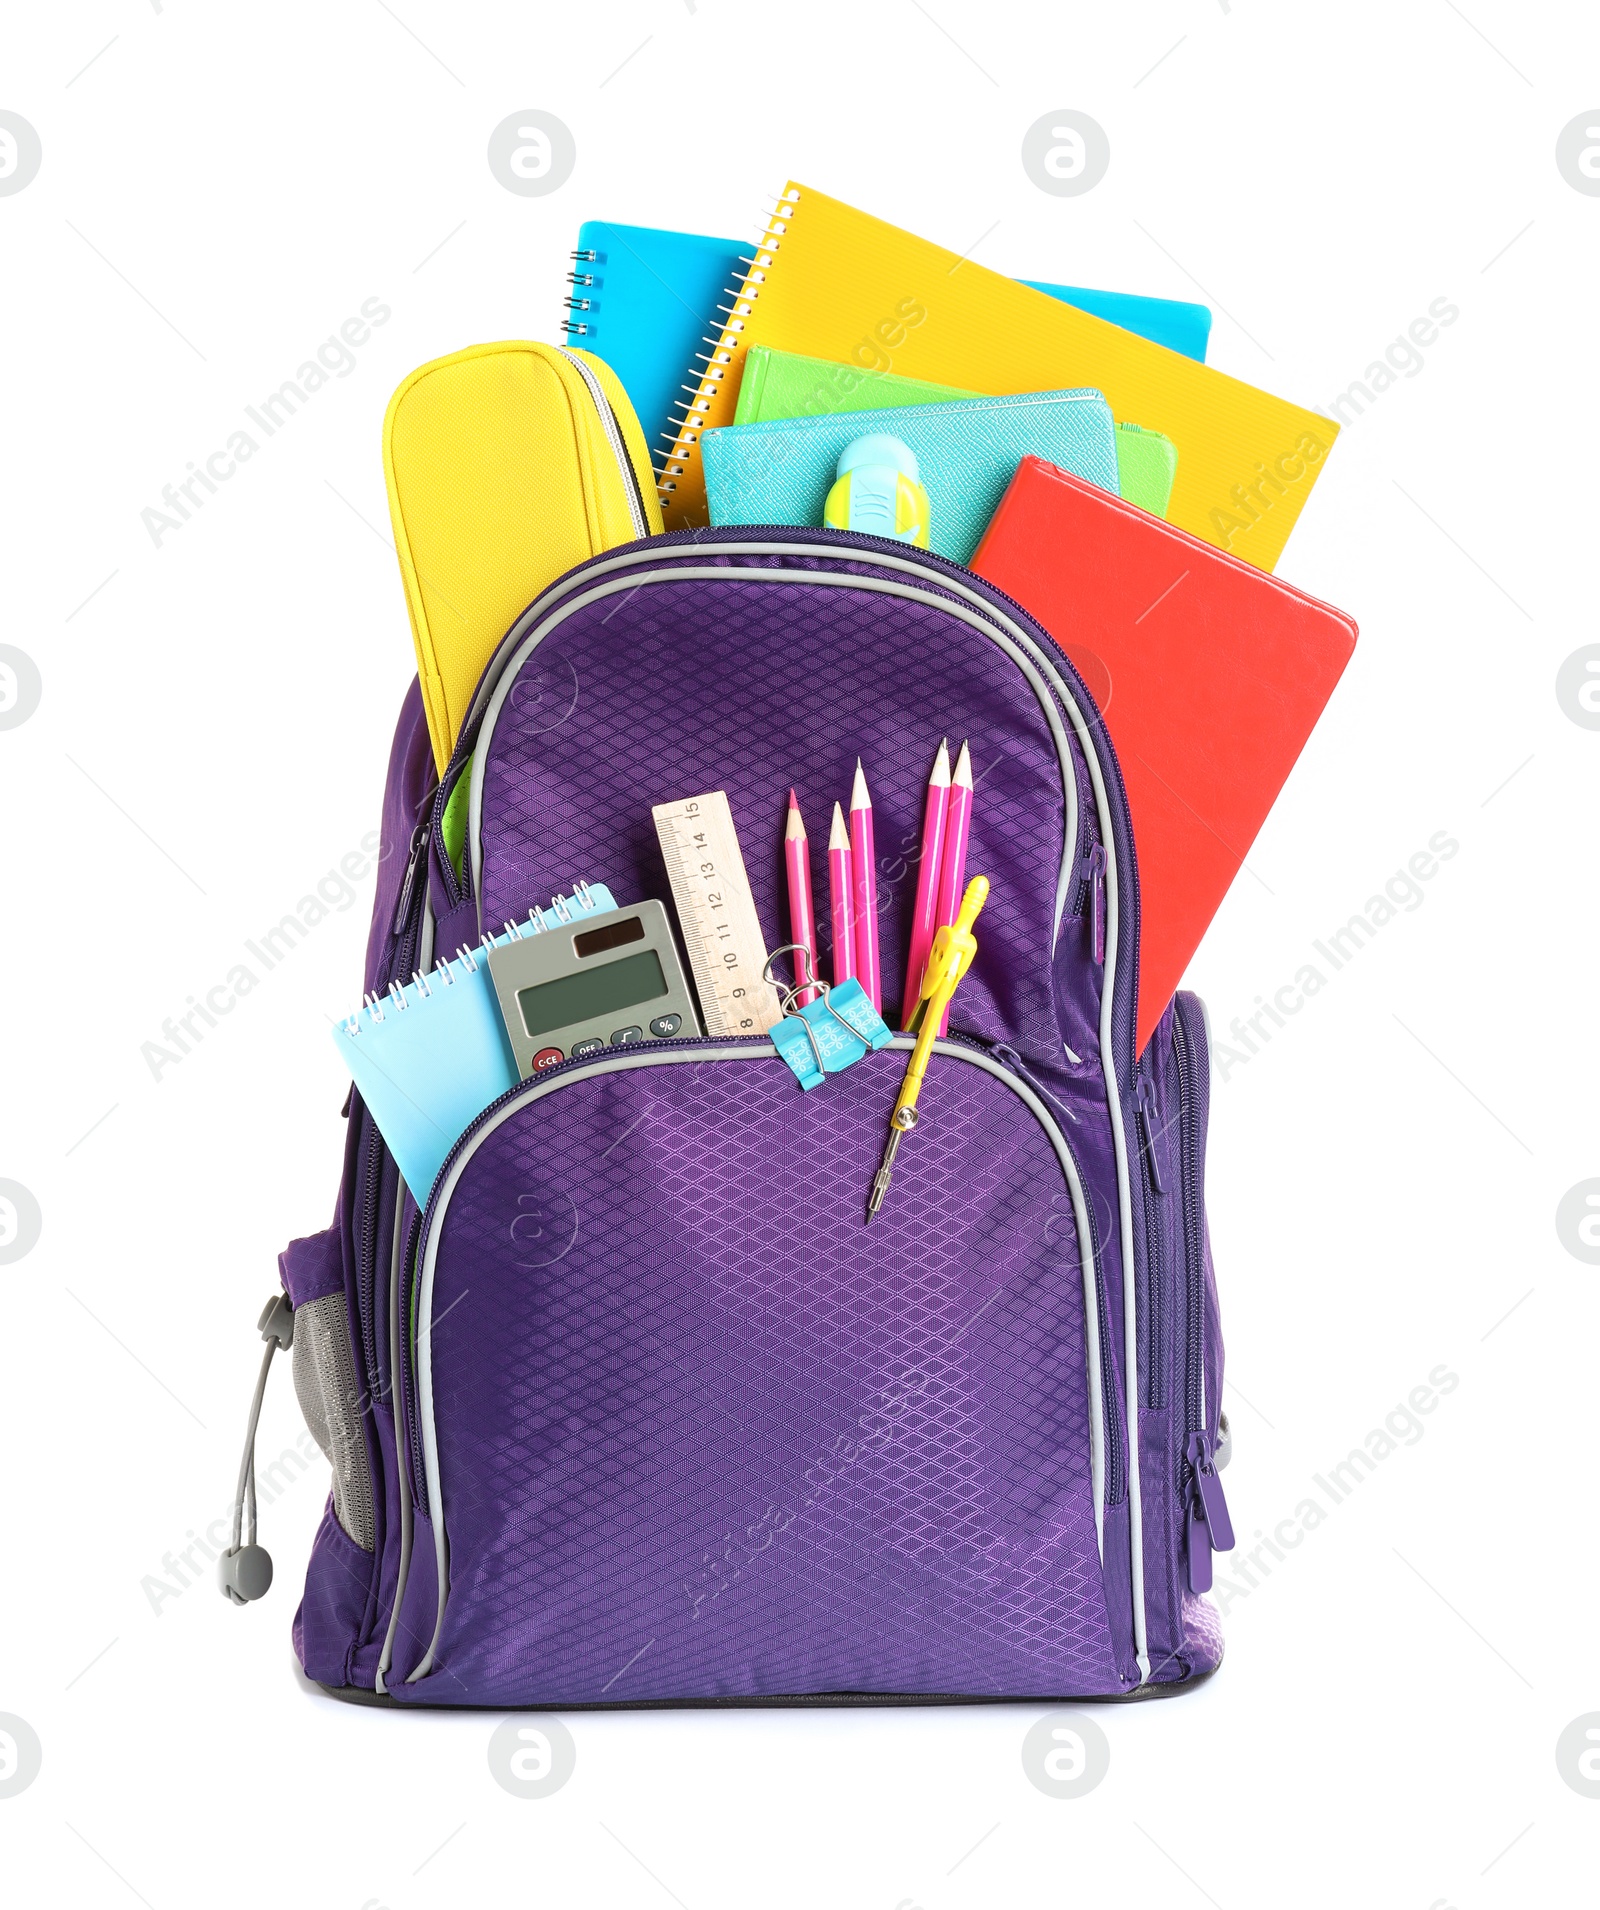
xmin=562 ymin=220 xmax=1212 ymax=460
xmin=333 ymin=884 xmax=615 ymax=1203
xmin=701 ymin=388 xmax=1120 ymax=564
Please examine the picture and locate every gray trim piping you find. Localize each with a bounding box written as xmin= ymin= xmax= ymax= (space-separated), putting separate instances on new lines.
xmin=465 ymin=568 xmax=1079 ymax=950
xmin=403 ymin=1037 xmax=1104 ymax=1685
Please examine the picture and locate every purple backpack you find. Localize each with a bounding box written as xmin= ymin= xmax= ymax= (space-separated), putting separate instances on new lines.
xmin=231 ymin=527 xmax=1234 ymax=1704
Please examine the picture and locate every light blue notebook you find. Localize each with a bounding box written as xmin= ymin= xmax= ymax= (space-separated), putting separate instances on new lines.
xmin=701 ymin=389 xmax=1119 ymax=564
xmin=564 ymin=220 xmax=1212 ymax=459
xmin=333 ymin=884 xmax=615 ymax=1204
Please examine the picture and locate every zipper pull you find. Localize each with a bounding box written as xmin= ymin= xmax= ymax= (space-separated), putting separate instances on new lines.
xmin=1186 ymin=1428 xmax=1236 ymax=1551
xmin=989 ymin=1043 xmax=1080 ymax=1124
xmin=1087 ymin=844 xmax=1107 ymax=965
xmin=390 ymin=823 xmax=428 ymax=937
xmin=1186 ymin=1490 xmax=1214 ymax=1594
xmin=1135 ymin=1075 xmax=1165 ymax=1193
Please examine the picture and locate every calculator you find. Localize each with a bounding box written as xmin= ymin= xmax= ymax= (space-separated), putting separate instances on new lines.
xmin=485 ymin=899 xmax=703 ymax=1077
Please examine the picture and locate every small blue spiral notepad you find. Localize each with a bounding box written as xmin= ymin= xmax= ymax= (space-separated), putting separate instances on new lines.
xmin=333 ymin=884 xmax=615 ymax=1204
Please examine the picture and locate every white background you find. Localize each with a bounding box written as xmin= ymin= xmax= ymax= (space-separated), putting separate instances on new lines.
xmin=2 ymin=2 xmax=1595 ymax=1905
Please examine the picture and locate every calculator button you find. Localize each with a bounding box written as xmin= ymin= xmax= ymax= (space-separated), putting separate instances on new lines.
xmin=570 ymin=1038 xmax=606 ymax=1059
xmin=611 ymin=1025 xmax=644 ymax=1045
xmin=648 ymin=1013 xmax=683 ymax=1037
xmin=530 ymin=1047 xmax=565 ymax=1071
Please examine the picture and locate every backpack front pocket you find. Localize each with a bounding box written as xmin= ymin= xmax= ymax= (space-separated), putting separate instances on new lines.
xmin=389 ymin=1038 xmax=1125 ymax=1704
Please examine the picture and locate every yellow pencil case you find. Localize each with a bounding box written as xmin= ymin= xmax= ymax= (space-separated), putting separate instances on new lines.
xmin=383 ymin=341 xmax=663 ymax=773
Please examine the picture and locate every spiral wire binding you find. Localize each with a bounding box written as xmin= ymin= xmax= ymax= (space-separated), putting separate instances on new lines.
xmin=656 ymin=190 xmax=800 ymax=507
xmin=340 ymin=894 xmax=595 ymax=1033
xmin=562 ymin=247 xmax=600 ymax=337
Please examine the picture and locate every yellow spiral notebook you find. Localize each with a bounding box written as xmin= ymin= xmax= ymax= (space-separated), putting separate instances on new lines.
xmin=658 ymin=184 xmax=1336 ymax=573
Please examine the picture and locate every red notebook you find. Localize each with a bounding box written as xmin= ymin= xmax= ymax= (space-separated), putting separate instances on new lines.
xmin=972 ymin=457 xmax=1357 ymax=1054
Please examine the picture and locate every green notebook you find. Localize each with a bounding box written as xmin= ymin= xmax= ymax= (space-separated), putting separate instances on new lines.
xmin=734 ymin=345 xmax=1178 ymax=518
xmin=1110 ymin=422 xmax=1179 ymax=519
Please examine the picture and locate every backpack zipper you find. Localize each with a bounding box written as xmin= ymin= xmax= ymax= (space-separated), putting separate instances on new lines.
xmin=1086 ymin=843 xmax=1108 ymax=964
xmin=1171 ymin=997 xmax=1233 ymax=1590
xmin=355 ymin=822 xmax=429 ymax=1402
xmin=389 ymin=823 xmax=428 ymax=936
xmin=1135 ymin=1070 xmax=1167 ymax=1409
xmin=398 ymin=1203 xmax=426 ymax=1512
xmin=981 ymin=1039 xmax=1124 ymax=1509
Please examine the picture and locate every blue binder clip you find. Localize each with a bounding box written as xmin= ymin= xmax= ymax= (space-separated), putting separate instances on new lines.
xmin=763 ymin=945 xmax=893 ymax=1090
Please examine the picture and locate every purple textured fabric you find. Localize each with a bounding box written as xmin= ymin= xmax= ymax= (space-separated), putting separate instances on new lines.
xmin=469 ymin=561 xmax=1142 ymax=1685
xmin=279 ymin=1225 xmax=343 ymax=1309
xmin=302 ymin=679 xmax=435 ymax=1686
xmin=293 ymin=1507 xmax=371 ymax=1686
xmin=287 ymin=533 xmax=1230 ymax=1705
xmin=479 ymin=577 xmax=1070 ymax=1067
xmin=1176 ymin=1589 xmax=1225 ymax=1680
xmin=400 ymin=1047 xmax=1117 ymax=1703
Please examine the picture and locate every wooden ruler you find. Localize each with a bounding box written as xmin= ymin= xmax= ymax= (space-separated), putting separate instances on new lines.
xmin=652 ymin=791 xmax=784 ymax=1037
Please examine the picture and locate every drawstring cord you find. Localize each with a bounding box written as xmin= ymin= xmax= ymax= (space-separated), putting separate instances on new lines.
xmin=219 ymin=1293 xmax=294 ymax=1604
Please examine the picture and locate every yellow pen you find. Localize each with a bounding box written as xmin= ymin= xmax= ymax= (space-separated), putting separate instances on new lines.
xmin=865 ymin=875 xmax=989 ymax=1223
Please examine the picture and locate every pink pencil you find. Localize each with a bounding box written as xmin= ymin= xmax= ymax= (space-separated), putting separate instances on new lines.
xmin=932 ymin=740 xmax=974 ymax=1036
xmin=828 ymin=801 xmax=855 ymax=987
xmin=900 ymin=738 xmax=951 ymax=1028
xmin=784 ymin=791 xmax=820 ymax=1005
xmin=849 ymin=760 xmax=881 ymax=1012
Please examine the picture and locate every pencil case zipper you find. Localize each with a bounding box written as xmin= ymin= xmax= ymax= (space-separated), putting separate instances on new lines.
xmin=419 ymin=349 xmax=650 ymax=920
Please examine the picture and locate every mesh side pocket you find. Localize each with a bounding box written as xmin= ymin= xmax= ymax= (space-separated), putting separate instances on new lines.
xmin=292 ymin=1293 xmax=375 ymax=1552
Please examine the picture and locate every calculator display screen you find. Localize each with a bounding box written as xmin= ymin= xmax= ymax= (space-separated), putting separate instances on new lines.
xmin=515 ymin=948 xmax=669 ymax=1038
